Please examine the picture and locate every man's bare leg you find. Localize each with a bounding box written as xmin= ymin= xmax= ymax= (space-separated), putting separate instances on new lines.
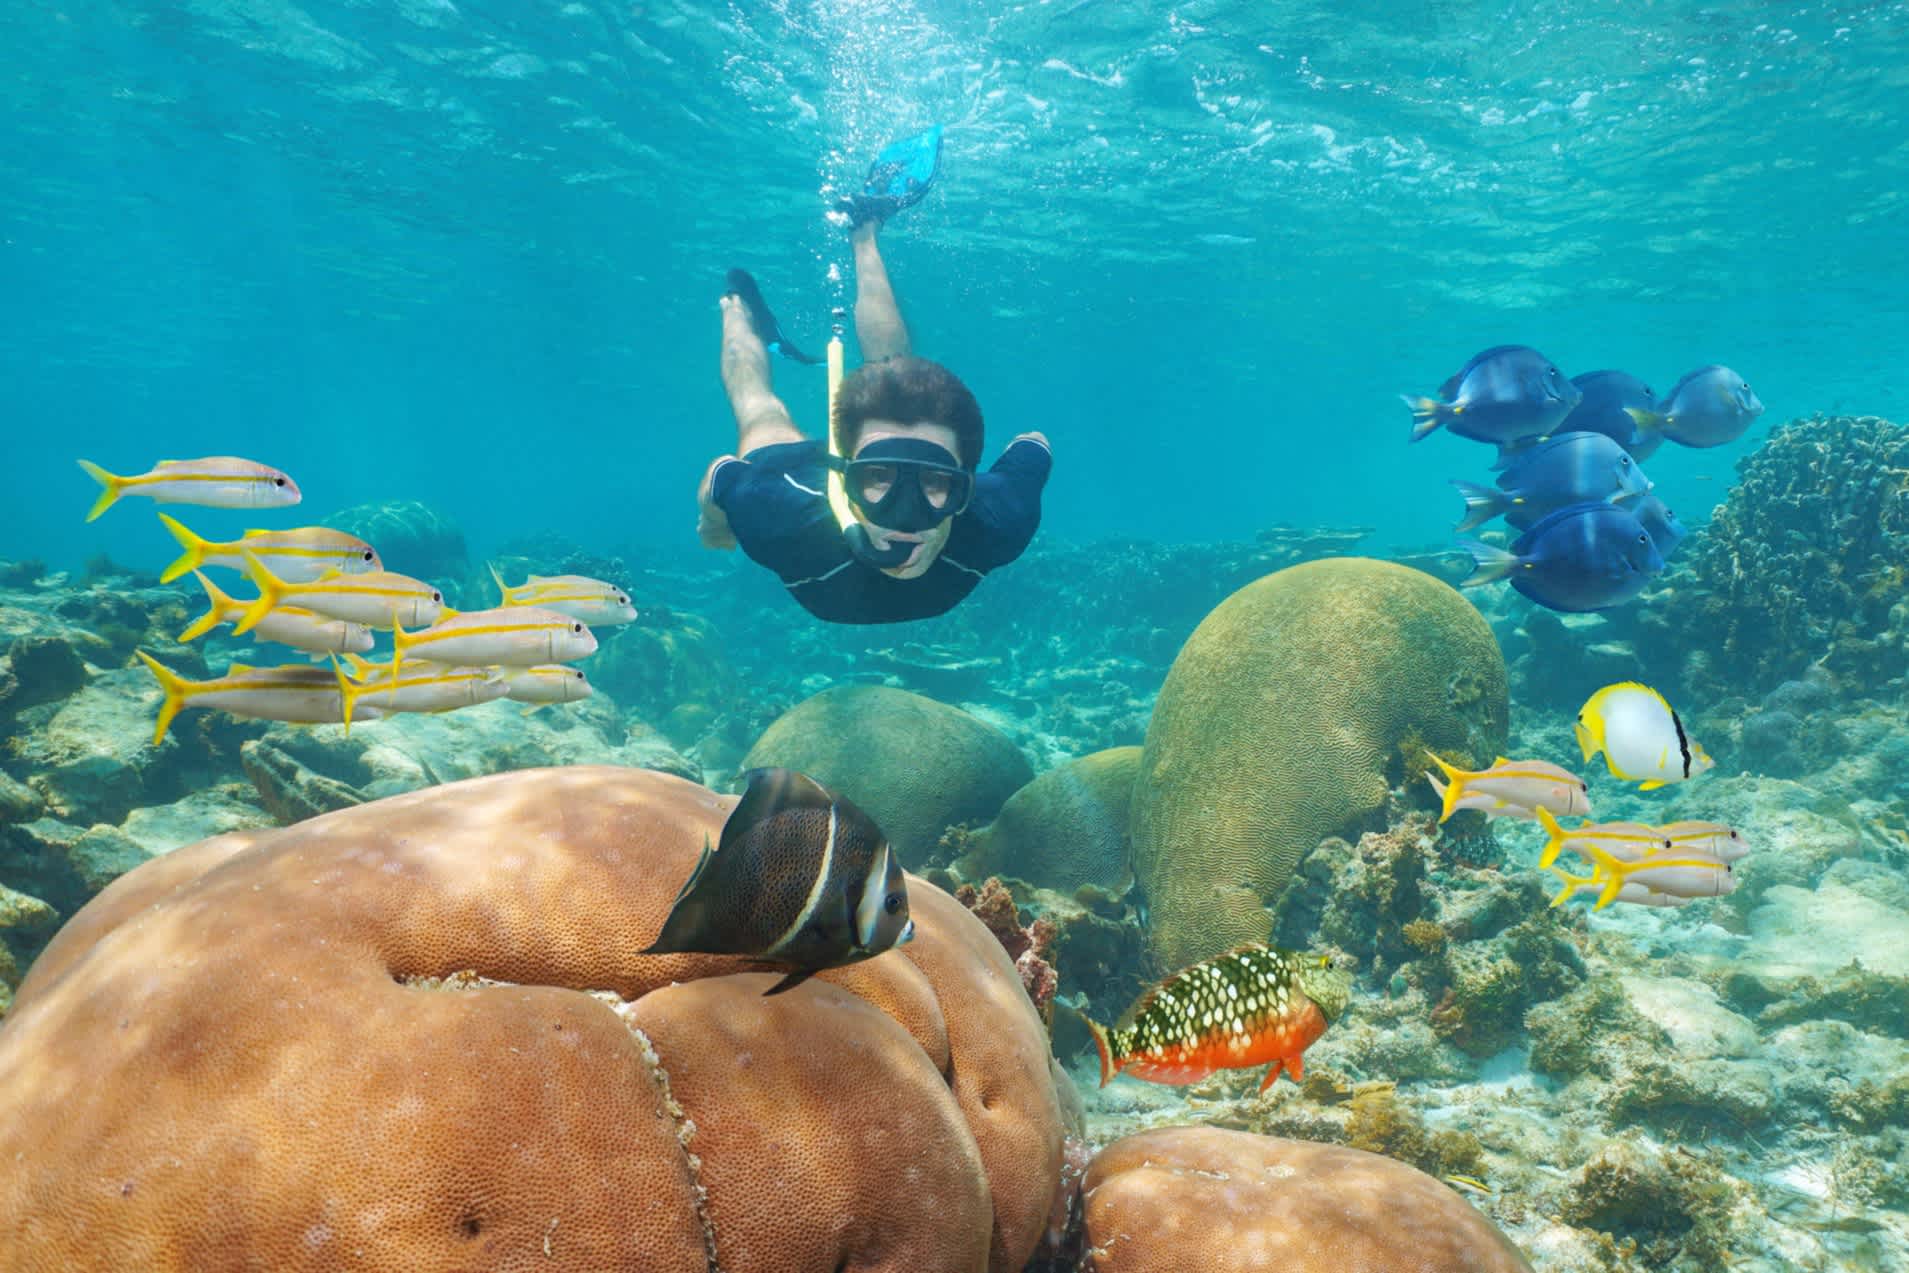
xmin=698 ymin=294 xmax=808 ymax=549
xmin=852 ymin=221 xmax=912 ymax=362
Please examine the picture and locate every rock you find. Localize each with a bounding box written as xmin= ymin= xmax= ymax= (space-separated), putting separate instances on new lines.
xmin=2 ymin=817 xmax=153 ymax=917
xmin=0 ymin=634 xmax=88 ymax=713
xmin=588 ymin=608 xmax=739 ymax=742
xmin=1559 ymin=1139 xmax=1744 ymax=1267
xmin=13 ymin=672 xmax=197 ymax=826
xmin=0 ymin=771 xmax=46 ymax=824
xmin=240 ymin=740 xmax=367 ymax=824
xmin=120 ymin=787 xmax=277 ymax=857
xmin=961 ymin=747 xmax=1140 ymax=895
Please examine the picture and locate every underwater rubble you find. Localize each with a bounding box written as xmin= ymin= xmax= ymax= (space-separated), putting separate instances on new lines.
xmin=5 ymin=418 xmax=1909 ymax=1269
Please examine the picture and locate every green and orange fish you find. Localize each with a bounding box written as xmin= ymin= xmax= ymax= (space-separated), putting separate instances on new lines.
xmin=1086 ymin=945 xmax=1352 ymax=1093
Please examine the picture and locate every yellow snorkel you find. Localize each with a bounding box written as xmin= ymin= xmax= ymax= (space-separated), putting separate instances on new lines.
xmin=825 ymin=307 xmax=915 ymax=569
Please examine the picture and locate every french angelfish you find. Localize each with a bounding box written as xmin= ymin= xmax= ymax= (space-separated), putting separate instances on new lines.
xmin=1404 ymin=346 xmax=1581 ymax=445
xmin=1085 ymin=945 xmax=1352 ymax=1093
xmin=642 ymin=768 xmax=914 ymax=996
xmin=1576 ymin=681 xmax=1713 ymax=789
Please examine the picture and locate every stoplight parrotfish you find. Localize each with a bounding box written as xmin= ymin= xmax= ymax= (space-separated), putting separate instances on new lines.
xmin=1085 ymin=945 xmax=1352 ymax=1093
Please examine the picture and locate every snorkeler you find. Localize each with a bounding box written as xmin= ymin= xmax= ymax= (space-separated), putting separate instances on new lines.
xmin=695 ymin=127 xmax=1053 ymax=625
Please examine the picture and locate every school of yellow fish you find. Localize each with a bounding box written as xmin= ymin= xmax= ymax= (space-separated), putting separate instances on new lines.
xmin=79 ymin=455 xmax=632 ymax=743
xmin=1427 ymin=681 xmax=1746 ymax=914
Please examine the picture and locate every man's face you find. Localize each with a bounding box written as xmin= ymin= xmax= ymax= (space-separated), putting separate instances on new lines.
xmin=850 ymin=419 xmax=963 ymax=579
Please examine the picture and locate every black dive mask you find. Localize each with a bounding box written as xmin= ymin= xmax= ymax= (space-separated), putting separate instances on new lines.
xmin=829 ymin=438 xmax=974 ymax=534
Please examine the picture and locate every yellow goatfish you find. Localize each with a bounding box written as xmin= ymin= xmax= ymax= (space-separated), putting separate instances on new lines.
xmin=498 ymin=664 xmax=594 ymax=706
xmin=1533 ymin=807 xmax=1670 ymax=870
xmin=1547 ymin=865 xmax=1694 ymax=910
xmin=331 ymin=660 xmax=507 ymax=731
xmin=134 ymin=651 xmax=380 ymax=745
xmin=1425 ymin=753 xmax=1591 ymax=824
xmin=157 ymin=513 xmax=379 ymax=585
xmin=1550 ymin=838 xmax=1734 ymax=911
xmin=389 ymin=607 xmax=596 ymax=679
xmin=77 ymin=457 xmax=300 ymax=522
xmin=489 ymin=564 xmax=637 ymax=626
xmin=178 ymin=571 xmax=374 ymax=656
xmin=236 ymin=550 xmax=444 ymax=634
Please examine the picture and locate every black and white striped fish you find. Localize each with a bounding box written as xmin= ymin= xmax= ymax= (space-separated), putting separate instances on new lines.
xmin=643 ymin=768 xmax=914 ymax=995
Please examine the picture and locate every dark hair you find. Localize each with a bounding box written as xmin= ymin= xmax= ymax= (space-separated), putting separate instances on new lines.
xmin=832 ymin=356 xmax=983 ymax=469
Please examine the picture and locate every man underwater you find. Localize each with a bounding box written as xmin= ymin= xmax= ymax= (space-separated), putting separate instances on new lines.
xmin=696 ymin=127 xmax=1053 ymax=625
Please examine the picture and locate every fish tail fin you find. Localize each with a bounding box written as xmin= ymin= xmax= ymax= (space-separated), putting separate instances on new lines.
xmin=488 ymin=562 xmax=513 ymax=605
xmin=1085 ymin=1018 xmax=1119 ymax=1089
xmin=134 ymin=650 xmax=193 ymax=746
xmin=1449 ymin=480 xmax=1508 ymax=534
xmin=155 ymin=512 xmax=211 ymax=583
xmin=1547 ymin=866 xmax=1592 ymax=908
xmin=177 ymin=571 xmax=235 ymax=642
xmin=1534 ymin=805 xmax=1569 ymax=870
xmin=233 ymin=550 xmax=287 ymax=635
xmin=390 ymin=619 xmax=410 ymax=679
xmin=1576 ymin=841 xmax=1631 ymax=911
xmin=1424 ymin=751 xmax=1467 ymax=822
xmin=1403 ymin=394 xmax=1449 ymax=442
xmin=1457 ymin=539 xmax=1518 ymax=588
xmin=1624 ymin=405 xmax=1669 ymax=437
xmin=77 ymin=459 xmax=124 ymax=522
xmin=331 ymin=655 xmax=360 ymax=734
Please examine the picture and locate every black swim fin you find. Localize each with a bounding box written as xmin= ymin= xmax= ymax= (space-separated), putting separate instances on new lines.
xmin=835 ymin=125 xmax=942 ymax=228
xmin=726 ymin=268 xmax=821 ymax=365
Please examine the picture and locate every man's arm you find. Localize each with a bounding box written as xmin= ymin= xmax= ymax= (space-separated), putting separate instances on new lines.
xmin=948 ymin=434 xmax=1053 ymax=571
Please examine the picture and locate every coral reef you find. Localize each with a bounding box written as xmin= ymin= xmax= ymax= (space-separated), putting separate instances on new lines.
xmin=1078 ymin=1127 xmax=1532 ymax=1271
xmin=741 ymin=685 xmax=1033 ymax=868
xmin=0 ymin=768 xmax=1064 ymax=1271
xmin=959 ymin=746 xmax=1140 ymax=895
xmin=954 ymin=876 xmax=1059 ymax=1021
xmin=1131 ymin=557 xmax=1508 ymax=968
xmin=321 ymin=499 xmax=469 ymax=594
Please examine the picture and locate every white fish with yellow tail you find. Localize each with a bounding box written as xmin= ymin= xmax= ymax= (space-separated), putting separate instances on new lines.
xmin=489 ymin=564 xmax=637 ymax=626
xmin=332 ymin=660 xmax=507 ymax=730
xmin=236 ymin=550 xmax=444 ymax=634
xmin=1532 ymin=807 xmax=1671 ymax=870
xmin=1548 ymin=837 xmax=1734 ymax=910
xmin=498 ymin=664 xmax=594 ymax=706
xmin=178 ymin=571 xmax=374 ymax=657
xmin=134 ymin=651 xmax=380 ymax=745
xmin=1424 ymin=753 xmax=1590 ymax=824
xmin=1575 ymin=682 xmax=1712 ymax=790
xmin=1658 ymin=820 xmax=1749 ymax=864
xmin=157 ymin=513 xmax=380 ymax=585
xmin=77 ymin=456 xmax=300 ymax=522
xmin=389 ymin=606 xmax=596 ymax=678
xmin=1425 ymin=771 xmax=1539 ymax=821
xmin=1546 ymin=865 xmax=1694 ymax=910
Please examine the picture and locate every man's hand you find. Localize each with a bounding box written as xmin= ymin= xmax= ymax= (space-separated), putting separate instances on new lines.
xmin=1012 ymin=431 xmax=1051 ymax=450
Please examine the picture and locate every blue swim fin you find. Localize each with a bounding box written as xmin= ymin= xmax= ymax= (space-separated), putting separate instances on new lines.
xmin=726 ymin=268 xmax=820 ymax=366
xmin=837 ymin=125 xmax=943 ymax=228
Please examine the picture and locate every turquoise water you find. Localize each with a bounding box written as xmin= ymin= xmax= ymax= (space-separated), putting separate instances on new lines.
xmin=5 ymin=1 xmax=1906 ymax=567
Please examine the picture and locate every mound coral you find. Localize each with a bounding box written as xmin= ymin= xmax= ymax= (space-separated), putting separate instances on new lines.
xmin=741 ymin=685 xmax=1033 ymax=868
xmin=0 ymin=767 xmax=1063 ymax=1272
xmin=961 ymin=746 xmax=1141 ymax=894
xmin=1079 ymin=1126 xmax=1531 ymax=1271
xmin=1131 ymin=558 xmax=1508 ymax=968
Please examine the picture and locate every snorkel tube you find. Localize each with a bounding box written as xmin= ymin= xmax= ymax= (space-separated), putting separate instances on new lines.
xmin=826 ymin=308 xmax=915 ymax=570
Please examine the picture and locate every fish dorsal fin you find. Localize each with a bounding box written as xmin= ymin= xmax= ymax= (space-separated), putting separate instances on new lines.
xmin=527 ymin=573 xmax=553 ymax=583
xmin=314 ymin=567 xmax=344 ymax=581
xmin=241 ymin=529 xmax=275 ymax=538
xmin=669 ymin=833 xmax=717 ymax=908
xmin=225 ymin=662 xmax=256 ymax=674
xmin=721 ymin=767 xmax=836 ymax=858
xmin=1493 ymin=756 xmax=1511 ymax=766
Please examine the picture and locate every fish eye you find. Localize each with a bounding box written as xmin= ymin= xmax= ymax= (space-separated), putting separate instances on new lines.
xmin=884 ymin=892 xmax=902 ymax=915
xmin=574 ymin=669 xmax=585 ymax=678
xmin=571 ymin=622 xmax=583 ymax=633
xmin=1638 ymin=533 xmax=1649 ymax=544
xmin=273 ymin=476 xmax=287 ymax=487
xmin=1619 ymin=456 xmax=1631 ymax=467
xmin=362 ymin=550 xmax=374 ymax=561
xmin=431 ymin=590 xmax=443 ymax=602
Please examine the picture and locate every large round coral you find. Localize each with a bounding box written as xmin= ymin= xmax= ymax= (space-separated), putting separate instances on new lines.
xmin=1080 ymin=1127 xmax=1532 ymax=1272
xmin=964 ymin=746 xmax=1140 ymax=894
xmin=0 ymin=767 xmax=1062 ymax=1272
xmin=1130 ymin=557 xmax=1506 ymax=968
xmin=741 ymin=685 xmax=1033 ymax=868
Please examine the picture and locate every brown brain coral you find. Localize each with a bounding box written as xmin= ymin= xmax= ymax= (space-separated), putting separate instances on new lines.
xmin=964 ymin=746 xmax=1141 ymax=894
xmin=1080 ymin=1127 xmax=1532 ymax=1272
xmin=1130 ymin=557 xmax=1507 ymax=969
xmin=741 ymin=685 xmax=1033 ymax=868
xmin=0 ymin=766 xmax=1062 ymax=1272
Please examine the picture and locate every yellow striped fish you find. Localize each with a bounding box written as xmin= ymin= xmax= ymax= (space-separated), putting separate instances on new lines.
xmin=157 ymin=513 xmax=379 ymax=585
xmin=76 ymin=456 xmax=299 ymax=522
xmin=135 ymin=652 xmax=380 ymax=744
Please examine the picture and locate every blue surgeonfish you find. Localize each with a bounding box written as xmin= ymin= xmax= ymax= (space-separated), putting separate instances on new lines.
xmin=1630 ymin=494 xmax=1688 ymax=558
xmin=1575 ymin=682 xmax=1713 ymax=790
xmin=1626 ymin=365 xmax=1764 ymax=448
xmin=1450 ymin=432 xmax=1652 ymax=532
xmin=643 ymin=768 xmax=914 ymax=996
xmin=1558 ymin=370 xmax=1663 ymax=461
xmin=1404 ymin=346 xmax=1582 ymax=445
xmin=1459 ymin=503 xmax=1664 ymax=613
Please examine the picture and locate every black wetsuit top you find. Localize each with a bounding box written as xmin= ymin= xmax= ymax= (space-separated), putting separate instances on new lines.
xmin=710 ymin=437 xmax=1052 ymax=625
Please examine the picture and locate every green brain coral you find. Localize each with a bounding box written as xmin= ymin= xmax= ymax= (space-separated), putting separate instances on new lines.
xmin=963 ymin=746 xmax=1141 ymax=894
xmin=1130 ymin=557 xmax=1507 ymax=969
xmin=740 ymin=685 xmax=1033 ymax=868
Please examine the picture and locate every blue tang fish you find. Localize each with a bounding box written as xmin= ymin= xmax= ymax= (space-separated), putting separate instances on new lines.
xmin=1627 ymin=365 xmax=1764 ymax=448
xmin=1450 ymin=432 xmax=1652 ymax=533
xmin=1632 ymin=493 xmax=1687 ymax=558
xmin=1559 ymin=370 xmax=1663 ymax=462
xmin=1460 ymin=502 xmax=1665 ymax=613
xmin=1405 ymin=345 xmax=1582 ymax=445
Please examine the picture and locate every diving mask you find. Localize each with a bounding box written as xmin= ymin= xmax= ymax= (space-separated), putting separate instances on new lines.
xmin=827 ymin=437 xmax=974 ymax=533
